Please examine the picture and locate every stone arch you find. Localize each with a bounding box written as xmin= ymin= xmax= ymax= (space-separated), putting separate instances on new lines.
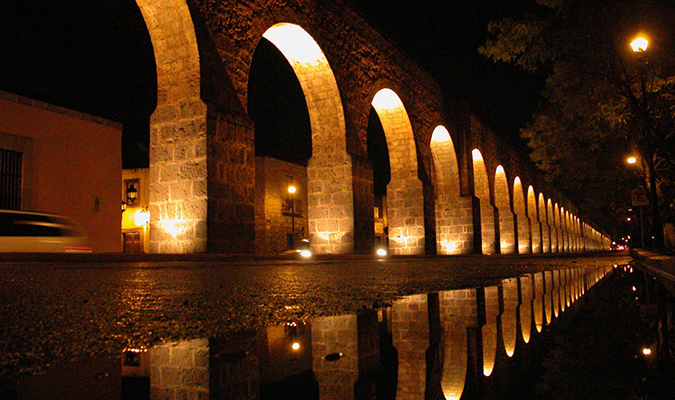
xmin=513 ymin=177 xmax=530 ymax=254
xmin=539 ymin=194 xmax=550 ymax=253
xmin=520 ymin=275 xmax=533 ymax=343
xmin=554 ymin=203 xmax=561 ymax=252
xmin=527 ymin=186 xmax=541 ymax=253
xmin=136 ymin=0 xmax=208 ymax=253
xmin=472 ymin=149 xmax=495 ymax=254
xmin=430 ymin=126 xmax=471 ymax=254
xmin=371 ymin=88 xmax=425 ymax=255
xmin=548 ymin=199 xmax=557 ymax=252
xmin=502 ymin=278 xmax=518 ymax=357
xmin=533 ymin=273 xmax=545 ymax=333
xmin=561 ymin=207 xmax=568 ymax=252
xmin=494 ymin=166 xmax=514 ymax=254
xmin=261 ymin=23 xmax=353 ymax=254
xmin=440 ymin=289 xmax=475 ymax=399
xmin=482 ymin=286 xmax=499 ymax=376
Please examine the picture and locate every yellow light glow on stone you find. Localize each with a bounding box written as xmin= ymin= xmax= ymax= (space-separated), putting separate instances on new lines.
xmin=430 ymin=125 xmax=451 ymax=143
xmin=441 ymin=240 xmax=457 ymax=254
xmin=160 ymin=217 xmax=187 ymax=238
xmin=134 ymin=209 xmax=150 ymax=227
xmin=372 ymin=88 xmax=404 ymax=111
xmin=263 ymin=23 xmax=326 ymax=66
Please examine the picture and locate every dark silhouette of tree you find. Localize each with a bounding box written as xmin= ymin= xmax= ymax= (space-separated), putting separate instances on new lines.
xmin=480 ymin=0 xmax=675 ymax=247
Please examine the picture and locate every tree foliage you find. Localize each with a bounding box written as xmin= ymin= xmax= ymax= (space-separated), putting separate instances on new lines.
xmin=480 ymin=0 xmax=675 ymax=237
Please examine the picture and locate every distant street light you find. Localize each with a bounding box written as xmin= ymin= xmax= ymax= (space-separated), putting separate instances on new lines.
xmin=288 ymin=185 xmax=297 ymax=249
xmin=627 ymin=156 xmax=637 ymax=165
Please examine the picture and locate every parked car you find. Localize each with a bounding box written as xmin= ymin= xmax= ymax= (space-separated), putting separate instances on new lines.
xmin=0 ymin=210 xmax=91 ymax=253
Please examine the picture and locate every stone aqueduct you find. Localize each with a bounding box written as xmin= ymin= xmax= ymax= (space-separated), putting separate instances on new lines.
xmin=135 ymin=0 xmax=608 ymax=255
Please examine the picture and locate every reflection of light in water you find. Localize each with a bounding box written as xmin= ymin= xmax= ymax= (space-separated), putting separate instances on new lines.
xmin=482 ymin=286 xmax=499 ymax=376
xmin=502 ymin=278 xmax=518 ymax=357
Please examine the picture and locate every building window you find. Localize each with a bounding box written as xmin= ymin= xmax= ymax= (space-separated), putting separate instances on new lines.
xmin=0 ymin=149 xmax=22 ymax=210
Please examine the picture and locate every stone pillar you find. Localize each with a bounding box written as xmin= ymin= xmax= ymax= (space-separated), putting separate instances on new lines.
xmin=439 ymin=288 xmax=478 ymax=399
xmin=137 ymin=0 xmax=208 ymax=253
xmin=312 ymin=315 xmax=359 ymax=400
xmin=501 ymin=278 xmax=518 ymax=357
xmin=149 ymin=338 xmax=210 ymax=399
xmin=533 ymin=272 xmax=545 ymax=333
xmin=481 ymin=286 xmax=500 ymax=377
xmin=392 ymin=294 xmax=429 ymax=399
xmin=519 ymin=275 xmax=534 ymax=344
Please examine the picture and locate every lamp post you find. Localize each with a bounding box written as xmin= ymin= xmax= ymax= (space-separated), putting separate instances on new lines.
xmin=627 ymin=155 xmax=647 ymax=248
xmin=288 ymin=185 xmax=296 ymax=249
xmin=629 ymin=36 xmax=664 ymax=249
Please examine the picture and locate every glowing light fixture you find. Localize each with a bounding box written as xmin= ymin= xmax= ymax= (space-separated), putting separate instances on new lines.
xmin=642 ymin=347 xmax=652 ymax=356
xmin=292 ymin=342 xmax=301 ymax=351
xmin=496 ymin=165 xmax=505 ymax=174
xmin=627 ymin=156 xmax=637 ymax=164
xmin=630 ymin=37 xmax=648 ymax=52
xmin=263 ymin=23 xmax=325 ymax=66
xmin=376 ymin=248 xmax=388 ymax=257
xmin=288 ymin=185 xmax=297 ymax=194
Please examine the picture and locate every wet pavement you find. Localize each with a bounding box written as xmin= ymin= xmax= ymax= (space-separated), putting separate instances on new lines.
xmin=0 ymin=252 xmax=630 ymax=386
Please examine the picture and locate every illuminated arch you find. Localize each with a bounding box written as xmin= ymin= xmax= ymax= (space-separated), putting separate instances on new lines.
xmin=440 ymin=289 xmax=474 ymax=399
xmin=520 ymin=275 xmax=533 ymax=343
xmin=472 ymin=150 xmax=495 ymax=254
xmin=502 ymin=278 xmax=518 ymax=357
xmin=372 ymin=89 xmax=425 ymax=255
xmin=548 ymin=200 xmax=557 ymax=252
xmin=136 ymin=0 xmax=207 ymax=253
xmin=538 ymin=193 xmax=550 ymax=253
xmin=553 ymin=203 xmax=565 ymax=253
xmin=482 ymin=286 xmax=499 ymax=376
xmin=544 ymin=270 xmax=555 ymax=324
xmin=527 ymin=186 xmax=541 ymax=253
xmin=431 ymin=126 xmax=471 ymax=254
xmin=494 ymin=166 xmax=515 ymax=254
xmin=533 ymin=273 xmax=545 ymax=333
xmin=513 ymin=177 xmax=530 ymax=253
xmin=262 ymin=23 xmax=353 ymax=254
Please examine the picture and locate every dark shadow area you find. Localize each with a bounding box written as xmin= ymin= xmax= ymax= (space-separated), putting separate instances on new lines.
xmin=0 ymin=0 xmax=156 ymax=169
xmin=248 ymin=38 xmax=312 ymax=167
xmin=367 ymin=107 xmax=390 ymax=198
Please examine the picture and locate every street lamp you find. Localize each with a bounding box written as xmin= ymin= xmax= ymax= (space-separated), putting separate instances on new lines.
xmin=629 ymin=35 xmax=664 ymax=249
xmin=630 ymin=37 xmax=648 ymax=53
xmin=288 ymin=185 xmax=296 ymax=249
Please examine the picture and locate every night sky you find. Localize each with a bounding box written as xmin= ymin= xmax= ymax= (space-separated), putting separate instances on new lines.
xmin=0 ymin=0 xmax=543 ymax=168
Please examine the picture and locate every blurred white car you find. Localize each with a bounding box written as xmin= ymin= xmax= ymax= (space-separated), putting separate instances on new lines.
xmin=0 ymin=210 xmax=91 ymax=253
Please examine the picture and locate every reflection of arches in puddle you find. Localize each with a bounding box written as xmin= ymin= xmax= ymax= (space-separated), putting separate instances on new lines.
xmin=439 ymin=289 xmax=476 ymax=399
xmin=544 ymin=270 xmax=554 ymax=325
xmin=482 ymin=286 xmax=499 ymax=376
xmin=502 ymin=278 xmax=518 ymax=357
xmin=519 ymin=275 xmax=533 ymax=343
xmin=392 ymin=293 xmax=429 ymax=398
xmin=534 ymin=272 xmax=545 ymax=333
xmin=553 ymin=270 xmax=561 ymax=317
